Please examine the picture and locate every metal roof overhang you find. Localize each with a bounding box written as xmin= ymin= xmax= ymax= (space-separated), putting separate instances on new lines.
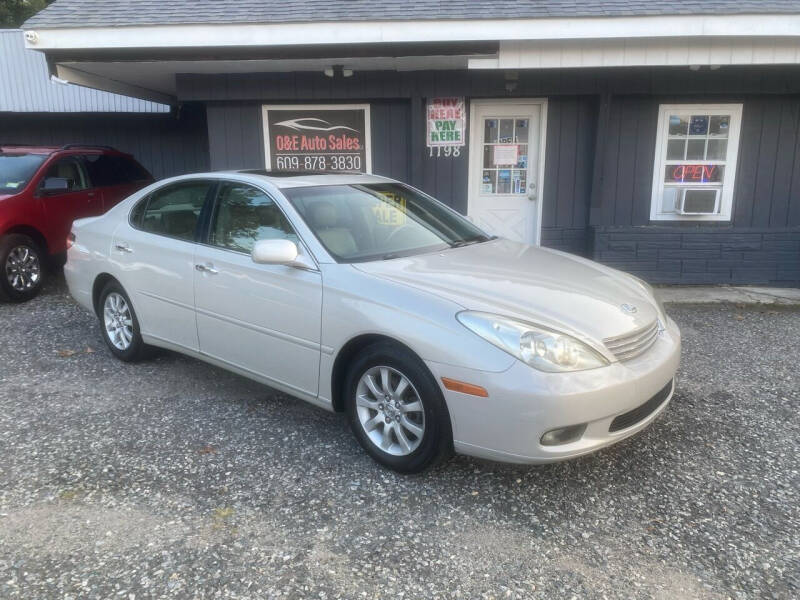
xmin=36 ymin=42 xmax=499 ymax=105
xmin=23 ymin=14 xmax=800 ymax=104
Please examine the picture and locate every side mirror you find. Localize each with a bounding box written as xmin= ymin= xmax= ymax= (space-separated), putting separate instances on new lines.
xmin=251 ymin=239 xmax=298 ymax=265
xmin=41 ymin=177 xmax=70 ymax=194
xmin=251 ymin=239 xmax=317 ymax=270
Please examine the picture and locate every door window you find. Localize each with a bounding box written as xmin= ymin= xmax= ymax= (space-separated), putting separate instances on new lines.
xmin=134 ymin=181 xmax=212 ymax=241
xmin=83 ymin=154 xmax=151 ymax=187
xmin=40 ymin=157 xmax=89 ymax=192
xmin=481 ymin=118 xmax=529 ymax=194
xmin=209 ymin=183 xmax=298 ymax=254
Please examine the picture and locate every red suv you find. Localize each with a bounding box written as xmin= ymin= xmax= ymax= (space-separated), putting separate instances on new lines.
xmin=0 ymin=144 xmax=154 ymax=302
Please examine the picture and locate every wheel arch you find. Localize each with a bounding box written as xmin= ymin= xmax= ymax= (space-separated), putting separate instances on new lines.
xmin=2 ymin=225 xmax=49 ymax=256
xmin=331 ymin=333 xmax=438 ymax=413
xmin=92 ymin=272 xmax=121 ymax=316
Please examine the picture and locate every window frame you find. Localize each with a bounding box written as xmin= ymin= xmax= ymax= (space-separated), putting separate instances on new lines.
xmin=650 ymin=103 xmax=743 ymax=222
xmin=203 ymin=181 xmax=301 ymax=256
xmin=129 ymin=179 xmax=218 ymax=243
xmin=38 ymin=155 xmax=91 ymax=194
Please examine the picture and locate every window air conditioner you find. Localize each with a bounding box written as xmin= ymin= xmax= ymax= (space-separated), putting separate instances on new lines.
xmin=676 ymin=189 xmax=720 ymax=215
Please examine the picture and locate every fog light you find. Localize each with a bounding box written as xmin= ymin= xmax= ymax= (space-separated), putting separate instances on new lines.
xmin=540 ymin=423 xmax=587 ymax=446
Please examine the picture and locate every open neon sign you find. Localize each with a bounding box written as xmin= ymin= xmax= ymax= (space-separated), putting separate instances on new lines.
xmin=665 ymin=164 xmax=723 ymax=183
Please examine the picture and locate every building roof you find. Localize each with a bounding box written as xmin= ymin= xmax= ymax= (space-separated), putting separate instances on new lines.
xmin=24 ymin=0 xmax=800 ymax=28
xmin=0 ymin=30 xmax=168 ymax=113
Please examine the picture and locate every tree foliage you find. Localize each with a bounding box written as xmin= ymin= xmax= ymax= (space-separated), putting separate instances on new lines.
xmin=0 ymin=0 xmax=54 ymax=28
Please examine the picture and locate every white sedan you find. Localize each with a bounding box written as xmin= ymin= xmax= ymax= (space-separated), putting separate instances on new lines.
xmin=65 ymin=172 xmax=680 ymax=472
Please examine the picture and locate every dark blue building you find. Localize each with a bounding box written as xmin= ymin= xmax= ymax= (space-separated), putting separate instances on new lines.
xmin=22 ymin=1 xmax=800 ymax=285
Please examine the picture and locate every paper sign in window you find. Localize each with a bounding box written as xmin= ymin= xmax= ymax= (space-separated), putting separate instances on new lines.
xmin=493 ymin=145 xmax=519 ymax=166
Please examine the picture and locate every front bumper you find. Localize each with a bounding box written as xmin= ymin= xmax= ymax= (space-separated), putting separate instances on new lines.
xmin=426 ymin=316 xmax=681 ymax=464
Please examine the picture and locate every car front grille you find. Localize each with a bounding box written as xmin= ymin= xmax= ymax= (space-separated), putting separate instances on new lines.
xmin=603 ymin=319 xmax=660 ymax=361
xmin=609 ymin=379 xmax=674 ymax=433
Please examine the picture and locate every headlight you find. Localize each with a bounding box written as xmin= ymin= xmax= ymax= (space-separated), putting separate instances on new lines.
xmin=456 ymin=311 xmax=608 ymax=373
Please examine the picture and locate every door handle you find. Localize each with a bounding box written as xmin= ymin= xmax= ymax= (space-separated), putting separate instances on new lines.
xmin=527 ymin=182 xmax=537 ymax=202
xmin=114 ymin=242 xmax=132 ymax=253
xmin=195 ymin=263 xmax=218 ymax=274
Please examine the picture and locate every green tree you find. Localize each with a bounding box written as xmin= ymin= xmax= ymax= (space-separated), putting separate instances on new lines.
xmin=0 ymin=0 xmax=54 ymax=28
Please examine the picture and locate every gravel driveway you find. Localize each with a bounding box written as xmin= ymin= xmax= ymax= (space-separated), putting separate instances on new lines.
xmin=1 ymin=273 xmax=798 ymax=599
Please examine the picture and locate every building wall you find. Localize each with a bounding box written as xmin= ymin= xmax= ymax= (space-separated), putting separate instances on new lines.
xmin=591 ymin=94 xmax=800 ymax=285
xmin=180 ymin=67 xmax=800 ymax=285
xmin=0 ymin=104 xmax=209 ymax=180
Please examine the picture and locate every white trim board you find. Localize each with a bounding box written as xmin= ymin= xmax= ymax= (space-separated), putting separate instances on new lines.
xmin=24 ymin=14 xmax=800 ymax=51
xmin=469 ymin=37 xmax=800 ymax=70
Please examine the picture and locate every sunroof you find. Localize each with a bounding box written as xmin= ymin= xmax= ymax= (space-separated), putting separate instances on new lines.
xmin=238 ymin=169 xmax=331 ymax=177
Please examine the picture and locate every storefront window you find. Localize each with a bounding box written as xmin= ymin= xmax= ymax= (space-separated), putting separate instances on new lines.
xmin=651 ymin=104 xmax=742 ymax=221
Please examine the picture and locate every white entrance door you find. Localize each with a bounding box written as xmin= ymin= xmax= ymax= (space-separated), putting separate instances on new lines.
xmin=468 ymin=100 xmax=547 ymax=245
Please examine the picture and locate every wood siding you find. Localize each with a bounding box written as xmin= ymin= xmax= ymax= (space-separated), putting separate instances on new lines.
xmin=0 ymin=104 xmax=209 ymax=180
xmin=179 ymin=67 xmax=800 ymax=284
xmin=592 ymin=94 xmax=800 ymax=230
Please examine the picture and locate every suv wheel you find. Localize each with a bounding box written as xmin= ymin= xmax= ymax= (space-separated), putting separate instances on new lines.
xmin=0 ymin=234 xmax=45 ymax=302
xmin=344 ymin=342 xmax=453 ymax=473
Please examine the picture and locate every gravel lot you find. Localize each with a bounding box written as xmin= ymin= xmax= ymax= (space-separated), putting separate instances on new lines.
xmin=1 ymin=272 xmax=798 ymax=599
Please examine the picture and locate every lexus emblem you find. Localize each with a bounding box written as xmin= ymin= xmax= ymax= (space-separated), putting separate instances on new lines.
xmin=620 ymin=303 xmax=638 ymax=314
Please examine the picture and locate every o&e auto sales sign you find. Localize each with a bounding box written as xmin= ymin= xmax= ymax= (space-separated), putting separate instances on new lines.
xmin=263 ymin=104 xmax=371 ymax=173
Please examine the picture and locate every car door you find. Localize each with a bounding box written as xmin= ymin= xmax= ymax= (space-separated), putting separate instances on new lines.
xmin=193 ymin=181 xmax=322 ymax=397
xmin=111 ymin=179 xmax=215 ymax=351
xmin=38 ymin=156 xmax=102 ymax=252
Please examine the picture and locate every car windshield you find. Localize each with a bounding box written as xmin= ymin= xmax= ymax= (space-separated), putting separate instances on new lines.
xmin=0 ymin=154 xmax=46 ymax=193
xmin=284 ymin=183 xmax=492 ymax=262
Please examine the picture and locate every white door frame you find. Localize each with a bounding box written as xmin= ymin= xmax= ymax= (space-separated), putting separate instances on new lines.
xmin=467 ymin=98 xmax=548 ymax=245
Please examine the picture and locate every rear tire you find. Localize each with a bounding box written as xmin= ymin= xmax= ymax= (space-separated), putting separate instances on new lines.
xmin=344 ymin=341 xmax=452 ymax=473
xmin=0 ymin=234 xmax=45 ymax=303
xmin=98 ymin=281 xmax=149 ymax=362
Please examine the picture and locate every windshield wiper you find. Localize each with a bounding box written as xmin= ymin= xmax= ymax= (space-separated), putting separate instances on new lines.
xmin=449 ymin=236 xmax=490 ymax=248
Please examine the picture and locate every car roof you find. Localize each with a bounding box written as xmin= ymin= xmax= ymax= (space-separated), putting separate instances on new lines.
xmin=231 ymin=170 xmax=396 ymax=189
xmin=0 ymin=145 xmax=59 ymax=155
xmin=0 ymin=144 xmax=127 ymax=156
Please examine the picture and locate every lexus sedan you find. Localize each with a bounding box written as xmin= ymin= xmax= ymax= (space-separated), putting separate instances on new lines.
xmin=65 ymin=172 xmax=680 ymax=473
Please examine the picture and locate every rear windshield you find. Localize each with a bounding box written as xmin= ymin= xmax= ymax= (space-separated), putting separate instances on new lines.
xmin=0 ymin=154 xmax=46 ymax=192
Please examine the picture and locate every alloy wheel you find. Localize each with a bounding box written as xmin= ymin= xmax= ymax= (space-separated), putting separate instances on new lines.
xmin=355 ymin=365 xmax=425 ymax=456
xmin=103 ymin=292 xmax=134 ymax=350
xmin=5 ymin=245 xmax=41 ymax=292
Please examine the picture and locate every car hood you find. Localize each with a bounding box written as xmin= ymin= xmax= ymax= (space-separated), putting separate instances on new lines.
xmin=353 ymin=238 xmax=659 ymax=344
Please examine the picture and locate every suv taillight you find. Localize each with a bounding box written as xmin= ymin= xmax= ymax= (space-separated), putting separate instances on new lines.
xmin=66 ymin=232 xmax=76 ymax=249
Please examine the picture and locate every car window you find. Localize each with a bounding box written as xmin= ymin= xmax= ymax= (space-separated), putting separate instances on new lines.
xmin=209 ymin=183 xmax=298 ymax=254
xmin=83 ymin=154 xmax=151 ymax=187
xmin=41 ymin=157 xmax=89 ymax=192
xmin=0 ymin=154 xmax=46 ymax=192
xmin=137 ymin=181 xmax=212 ymax=242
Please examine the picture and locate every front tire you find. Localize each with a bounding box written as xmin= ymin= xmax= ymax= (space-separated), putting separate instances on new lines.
xmin=0 ymin=234 xmax=45 ymax=302
xmin=344 ymin=342 xmax=452 ymax=473
xmin=98 ymin=281 xmax=149 ymax=362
